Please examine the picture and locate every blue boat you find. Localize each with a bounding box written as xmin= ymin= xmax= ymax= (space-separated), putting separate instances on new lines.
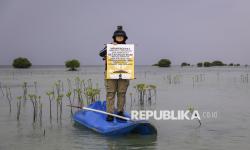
xmin=73 ymin=101 xmax=157 ymax=136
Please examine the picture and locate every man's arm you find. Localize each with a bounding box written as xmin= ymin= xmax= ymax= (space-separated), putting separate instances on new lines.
xmin=99 ymin=46 xmax=107 ymax=57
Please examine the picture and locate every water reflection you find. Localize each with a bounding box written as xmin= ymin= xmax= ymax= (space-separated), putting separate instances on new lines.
xmin=73 ymin=123 xmax=157 ymax=149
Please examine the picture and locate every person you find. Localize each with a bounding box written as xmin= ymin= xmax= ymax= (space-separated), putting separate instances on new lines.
xmin=99 ymin=26 xmax=130 ymax=122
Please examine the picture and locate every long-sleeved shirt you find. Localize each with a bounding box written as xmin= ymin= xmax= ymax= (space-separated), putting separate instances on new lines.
xmin=99 ymin=45 xmax=107 ymax=70
xmin=99 ymin=46 xmax=107 ymax=58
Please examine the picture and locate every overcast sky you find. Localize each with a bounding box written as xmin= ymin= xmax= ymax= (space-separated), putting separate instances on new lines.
xmin=0 ymin=0 xmax=250 ymax=65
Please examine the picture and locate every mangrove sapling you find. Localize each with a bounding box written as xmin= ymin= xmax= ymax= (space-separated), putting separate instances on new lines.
xmin=0 ymin=82 xmax=4 ymax=96
xmin=16 ymin=96 xmax=22 ymax=121
xmin=12 ymin=71 xmax=15 ymax=80
xmin=5 ymin=86 xmax=12 ymax=113
xmin=55 ymin=81 xmax=61 ymax=96
xmin=61 ymin=81 xmax=64 ymax=92
xmin=56 ymin=96 xmax=59 ymax=122
xmin=22 ymin=82 xmax=28 ymax=100
xmin=52 ymin=89 xmax=55 ymax=100
xmin=46 ymin=91 xmax=53 ymax=122
xmin=240 ymin=74 xmax=244 ymax=83
xmin=67 ymin=78 xmax=72 ymax=92
xmin=85 ymin=87 xmax=100 ymax=104
xmin=188 ymin=106 xmax=201 ymax=127
xmin=87 ymin=79 xmax=93 ymax=88
xmin=241 ymin=74 xmax=249 ymax=84
xmin=66 ymin=91 xmax=73 ymax=116
xmin=54 ymin=81 xmax=63 ymax=121
xmin=173 ymin=75 xmax=178 ymax=84
xmin=38 ymin=96 xmax=42 ymax=126
xmin=34 ymin=81 xmax=37 ymax=94
xmin=80 ymin=79 xmax=84 ymax=90
xmin=167 ymin=75 xmax=172 ymax=84
xmin=82 ymin=79 xmax=86 ymax=91
xmin=147 ymin=84 xmax=157 ymax=105
xmin=200 ymin=74 xmax=203 ymax=82
xmin=55 ymin=94 xmax=64 ymax=122
xmin=8 ymin=87 xmax=13 ymax=100
xmin=72 ymin=88 xmax=76 ymax=104
xmin=59 ymin=94 xmax=64 ymax=121
xmin=75 ymin=77 xmax=81 ymax=89
xmin=81 ymin=80 xmax=87 ymax=103
xmin=147 ymin=85 xmax=152 ymax=105
xmin=76 ymin=88 xmax=83 ymax=107
xmin=29 ymin=94 xmax=38 ymax=123
xmin=241 ymin=74 xmax=245 ymax=83
xmin=192 ymin=77 xmax=195 ymax=88
xmin=202 ymin=74 xmax=206 ymax=81
xmin=134 ymin=83 xmax=147 ymax=106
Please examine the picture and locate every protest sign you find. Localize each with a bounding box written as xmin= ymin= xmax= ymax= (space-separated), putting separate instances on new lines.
xmin=106 ymin=44 xmax=134 ymax=79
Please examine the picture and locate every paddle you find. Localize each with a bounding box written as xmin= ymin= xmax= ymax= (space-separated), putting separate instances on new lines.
xmin=67 ymin=105 xmax=131 ymax=121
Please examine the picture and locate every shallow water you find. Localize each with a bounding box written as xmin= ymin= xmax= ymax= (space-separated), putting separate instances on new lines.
xmin=0 ymin=66 xmax=250 ymax=150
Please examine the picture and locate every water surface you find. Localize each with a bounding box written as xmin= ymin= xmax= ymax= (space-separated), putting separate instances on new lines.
xmin=0 ymin=66 xmax=250 ymax=150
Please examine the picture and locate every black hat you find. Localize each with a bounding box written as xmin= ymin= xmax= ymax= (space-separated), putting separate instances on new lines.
xmin=112 ymin=26 xmax=128 ymax=41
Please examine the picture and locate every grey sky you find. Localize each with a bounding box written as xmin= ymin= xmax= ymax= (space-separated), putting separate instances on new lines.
xmin=0 ymin=0 xmax=250 ymax=65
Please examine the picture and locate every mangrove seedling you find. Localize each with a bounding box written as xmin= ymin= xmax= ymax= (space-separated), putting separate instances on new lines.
xmin=87 ymin=79 xmax=93 ymax=88
xmin=29 ymin=94 xmax=38 ymax=123
xmin=55 ymin=80 xmax=62 ymax=96
xmin=166 ymin=74 xmax=173 ymax=85
xmin=22 ymin=82 xmax=28 ymax=100
xmin=66 ymin=91 xmax=73 ymax=116
xmin=75 ymin=88 xmax=83 ymax=107
xmin=5 ymin=86 xmax=12 ymax=113
xmin=67 ymin=78 xmax=72 ymax=92
xmin=34 ymin=81 xmax=37 ymax=94
xmin=16 ymin=96 xmax=22 ymax=121
xmin=188 ymin=106 xmax=201 ymax=127
xmin=74 ymin=77 xmax=81 ymax=89
xmin=59 ymin=94 xmax=64 ymax=121
xmin=134 ymin=83 xmax=147 ymax=106
xmin=0 ymin=82 xmax=4 ymax=96
xmin=46 ymin=91 xmax=54 ymax=122
xmin=55 ymin=94 xmax=64 ymax=122
xmin=38 ymin=96 xmax=42 ymax=126
xmin=85 ymin=87 xmax=100 ymax=104
xmin=147 ymin=84 xmax=157 ymax=105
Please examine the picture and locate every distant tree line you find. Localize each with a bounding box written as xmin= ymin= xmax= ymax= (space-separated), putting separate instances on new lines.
xmin=10 ymin=57 xmax=248 ymax=70
xmin=153 ymin=59 xmax=246 ymax=68
xmin=180 ymin=61 xmax=243 ymax=67
xmin=196 ymin=61 xmax=241 ymax=67
xmin=11 ymin=57 xmax=81 ymax=71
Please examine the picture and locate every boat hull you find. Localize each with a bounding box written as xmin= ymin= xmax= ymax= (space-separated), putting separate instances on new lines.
xmin=73 ymin=101 xmax=157 ymax=136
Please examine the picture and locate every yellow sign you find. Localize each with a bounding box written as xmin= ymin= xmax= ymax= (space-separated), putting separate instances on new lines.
xmin=106 ymin=44 xmax=135 ymax=79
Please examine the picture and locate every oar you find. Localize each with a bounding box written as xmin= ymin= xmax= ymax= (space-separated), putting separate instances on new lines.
xmin=67 ymin=105 xmax=131 ymax=121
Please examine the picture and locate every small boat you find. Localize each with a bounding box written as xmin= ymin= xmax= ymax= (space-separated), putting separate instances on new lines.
xmin=73 ymin=101 xmax=157 ymax=136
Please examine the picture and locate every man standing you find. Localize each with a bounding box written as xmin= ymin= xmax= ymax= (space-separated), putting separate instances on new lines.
xmin=99 ymin=26 xmax=129 ymax=122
